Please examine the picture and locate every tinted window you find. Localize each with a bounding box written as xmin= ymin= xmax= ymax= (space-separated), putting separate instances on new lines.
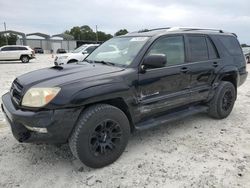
xmin=2 ymin=47 xmax=18 ymax=51
xmin=206 ymin=38 xmax=219 ymax=59
xmin=219 ymin=36 xmax=242 ymax=55
xmin=85 ymin=46 xmax=97 ymax=54
xmin=18 ymin=47 xmax=28 ymax=50
xmin=1 ymin=47 xmax=10 ymax=51
xmin=147 ymin=36 xmax=185 ymax=66
xmin=10 ymin=47 xmax=19 ymax=51
xmin=188 ymin=36 xmax=208 ymax=62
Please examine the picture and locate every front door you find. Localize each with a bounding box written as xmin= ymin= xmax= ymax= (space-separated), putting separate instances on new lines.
xmin=137 ymin=35 xmax=191 ymax=119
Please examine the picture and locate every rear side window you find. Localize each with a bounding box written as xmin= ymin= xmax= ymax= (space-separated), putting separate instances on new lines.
xmin=187 ymin=36 xmax=208 ymax=62
xmin=10 ymin=47 xmax=19 ymax=51
xmin=206 ymin=38 xmax=219 ymax=59
xmin=219 ymin=36 xmax=242 ymax=55
xmin=1 ymin=47 xmax=10 ymax=51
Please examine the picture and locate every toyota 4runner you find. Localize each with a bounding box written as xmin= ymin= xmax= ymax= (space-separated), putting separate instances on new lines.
xmin=1 ymin=27 xmax=248 ymax=168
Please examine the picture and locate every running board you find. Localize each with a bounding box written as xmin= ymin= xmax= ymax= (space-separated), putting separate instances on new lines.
xmin=135 ymin=105 xmax=208 ymax=131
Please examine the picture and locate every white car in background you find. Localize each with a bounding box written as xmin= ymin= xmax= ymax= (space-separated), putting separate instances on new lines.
xmin=54 ymin=44 xmax=99 ymax=65
xmin=0 ymin=45 xmax=35 ymax=63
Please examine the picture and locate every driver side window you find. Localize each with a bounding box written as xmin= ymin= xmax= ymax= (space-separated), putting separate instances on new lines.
xmin=147 ymin=36 xmax=185 ymax=67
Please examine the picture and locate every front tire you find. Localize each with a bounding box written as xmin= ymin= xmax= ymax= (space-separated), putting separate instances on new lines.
xmin=208 ymin=81 xmax=236 ymax=119
xmin=20 ymin=55 xmax=30 ymax=63
xmin=69 ymin=104 xmax=130 ymax=168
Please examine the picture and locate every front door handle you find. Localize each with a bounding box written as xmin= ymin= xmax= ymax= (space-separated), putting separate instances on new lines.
xmin=180 ymin=67 xmax=188 ymax=73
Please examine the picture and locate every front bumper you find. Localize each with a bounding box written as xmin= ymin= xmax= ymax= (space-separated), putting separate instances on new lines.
xmin=54 ymin=58 xmax=67 ymax=65
xmin=29 ymin=54 xmax=35 ymax=59
xmin=1 ymin=92 xmax=82 ymax=143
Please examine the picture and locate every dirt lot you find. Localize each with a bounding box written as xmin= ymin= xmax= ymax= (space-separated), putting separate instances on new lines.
xmin=0 ymin=55 xmax=250 ymax=188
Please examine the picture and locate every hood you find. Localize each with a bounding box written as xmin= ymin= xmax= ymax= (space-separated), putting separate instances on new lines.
xmin=55 ymin=52 xmax=73 ymax=57
xmin=16 ymin=63 xmax=125 ymax=89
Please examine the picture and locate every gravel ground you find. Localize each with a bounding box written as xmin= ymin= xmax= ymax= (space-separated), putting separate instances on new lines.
xmin=0 ymin=55 xmax=250 ymax=188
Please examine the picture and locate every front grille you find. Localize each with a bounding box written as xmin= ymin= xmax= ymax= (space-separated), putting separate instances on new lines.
xmin=10 ymin=79 xmax=23 ymax=105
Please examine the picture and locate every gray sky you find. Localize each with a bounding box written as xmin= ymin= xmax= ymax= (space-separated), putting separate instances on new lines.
xmin=0 ymin=0 xmax=249 ymax=43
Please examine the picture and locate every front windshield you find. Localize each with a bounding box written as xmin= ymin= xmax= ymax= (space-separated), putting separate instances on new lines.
xmin=86 ymin=36 xmax=149 ymax=66
xmin=72 ymin=45 xmax=88 ymax=53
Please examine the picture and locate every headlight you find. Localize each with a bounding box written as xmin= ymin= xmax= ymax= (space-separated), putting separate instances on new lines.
xmin=22 ymin=87 xmax=61 ymax=107
xmin=59 ymin=56 xmax=68 ymax=59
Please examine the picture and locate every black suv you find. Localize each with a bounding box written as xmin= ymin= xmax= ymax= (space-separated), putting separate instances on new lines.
xmin=1 ymin=27 xmax=248 ymax=168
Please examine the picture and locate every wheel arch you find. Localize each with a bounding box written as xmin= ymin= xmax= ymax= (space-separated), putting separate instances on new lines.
xmin=216 ymin=66 xmax=239 ymax=89
xmin=215 ymin=66 xmax=239 ymax=99
xmin=19 ymin=54 xmax=30 ymax=59
xmin=221 ymin=73 xmax=237 ymax=89
xmin=67 ymin=59 xmax=78 ymax=64
xmin=83 ymin=97 xmax=135 ymax=132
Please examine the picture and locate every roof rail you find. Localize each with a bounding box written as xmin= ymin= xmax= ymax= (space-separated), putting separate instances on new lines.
xmin=134 ymin=27 xmax=225 ymax=33
xmin=138 ymin=27 xmax=171 ymax=32
xmin=176 ymin=27 xmax=224 ymax=33
xmin=129 ymin=27 xmax=237 ymax=36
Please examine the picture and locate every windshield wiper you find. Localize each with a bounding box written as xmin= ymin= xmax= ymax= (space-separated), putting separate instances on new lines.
xmin=94 ymin=60 xmax=115 ymax=66
xmin=83 ymin=59 xmax=95 ymax=64
xmin=77 ymin=59 xmax=94 ymax=64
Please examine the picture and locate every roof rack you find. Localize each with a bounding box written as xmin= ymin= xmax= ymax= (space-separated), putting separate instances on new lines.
xmin=128 ymin=27 xmax=237 ymax=37
xmin=175 ymin=27 xmax=224 ymax=33
xmin=136 ymin=27 xmax=225 ymax=33
xmin=138 ymin=27 xmax=171 ymax=32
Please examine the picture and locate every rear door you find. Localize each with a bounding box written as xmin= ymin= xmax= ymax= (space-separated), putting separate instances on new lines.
xmin=185 ymin=34 xmax=221 ymax=102
xmin=137 ymin=35 xmax=191 ymax=118
xmin=0 ymin=47 xmax=12 ymax=60
xmin=7 ymin=47 xmax=21 ymax=59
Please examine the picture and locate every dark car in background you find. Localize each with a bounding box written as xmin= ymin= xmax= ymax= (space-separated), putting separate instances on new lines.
xmin=56 ymin=48 xmax=67 ymax=54
xmin=33 ymin=47 xmax=44 ymax=54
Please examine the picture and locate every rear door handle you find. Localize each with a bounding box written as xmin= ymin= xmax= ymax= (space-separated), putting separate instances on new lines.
xmin=180 ymin=67 xmax=188 ymax=73
xmin=213 ymin=62 xmax=218 ymax=67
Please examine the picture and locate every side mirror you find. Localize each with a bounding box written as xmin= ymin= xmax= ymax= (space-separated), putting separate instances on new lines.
xmin=142 ymin=54 xmax=167 ymax=70
xmin=82 ymin=51 xmax=88 ymax=54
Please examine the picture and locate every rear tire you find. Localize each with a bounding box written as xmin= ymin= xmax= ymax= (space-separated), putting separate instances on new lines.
xmin=208 ymin=81 xmax=236 ymax=119
xmin=69 ymin=104 xmax=130 ymax=168
xmin=20 ymin=55 xmax=30 ymax=63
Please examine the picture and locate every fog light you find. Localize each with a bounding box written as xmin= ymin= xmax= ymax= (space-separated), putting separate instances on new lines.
xmin=24 ymin=125 xmax=48 ymax=133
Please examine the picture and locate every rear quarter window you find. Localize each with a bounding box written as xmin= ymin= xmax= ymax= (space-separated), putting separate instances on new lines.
xmin=1 ymin=47 xmax=10 ymax=51
xmin=219 ymin=36 xmax=242 ymax=56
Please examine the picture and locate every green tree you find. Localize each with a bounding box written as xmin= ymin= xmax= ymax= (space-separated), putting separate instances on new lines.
xmin=68 ymin=26 xmax=82 ymax=40
xmin=8 ymin=34 xmax=18 ymax=45
xmin=241 ymin=44 xmax=250 ymax=47
xmin=97 ymin=31 xmax=112 ymax=41
xmin=139 ymin=29 xmax=149 ymax=33
xmin=0 ymin=34 xmax=18 ymax=47
xmin=65 ymin=25 xmax=113 ymax=42
xmin=114 ymin=29 xmax=128 ymax=36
